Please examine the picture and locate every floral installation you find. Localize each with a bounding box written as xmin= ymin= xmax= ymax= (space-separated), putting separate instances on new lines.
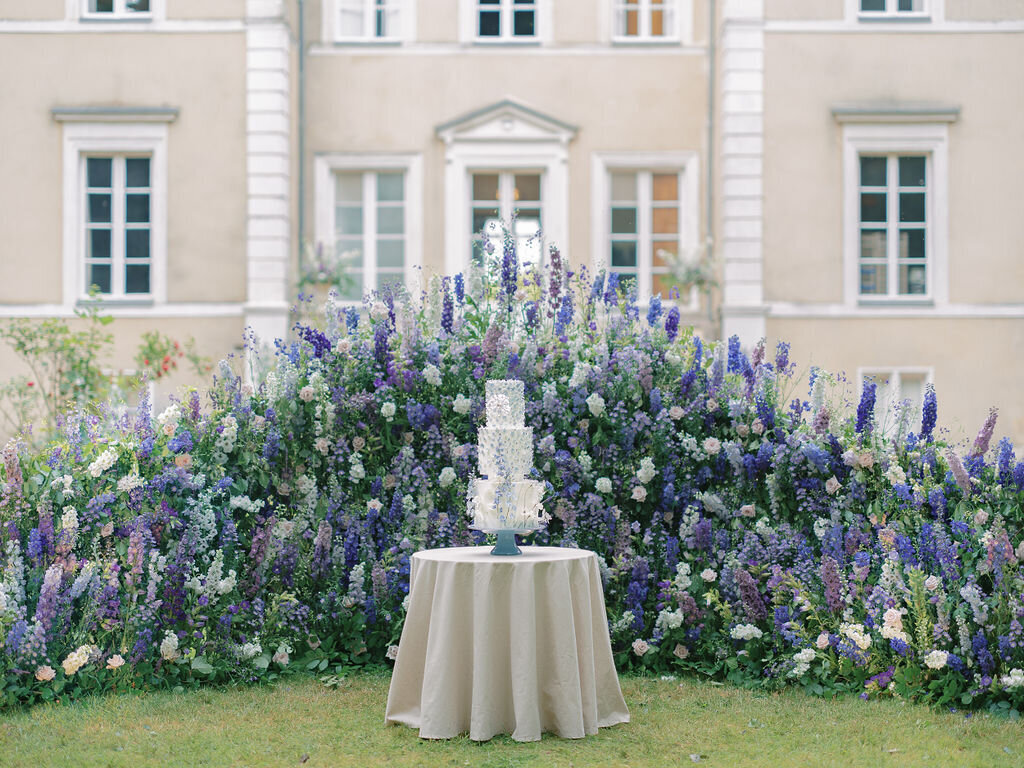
xmin=0 ymin=235 xmax=1021 ymax=717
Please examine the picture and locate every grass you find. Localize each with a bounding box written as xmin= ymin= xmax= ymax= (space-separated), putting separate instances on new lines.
xmin=0 ymin=672 xmax=1022 ymax=768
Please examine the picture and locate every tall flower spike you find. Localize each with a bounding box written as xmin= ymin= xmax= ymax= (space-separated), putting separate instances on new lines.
xmin=855 ymin=381 xmax=876 ymax=436
xmin=945 ymin=449 xmax=972 ymax=496
xmin=920 ymin=384 xmax=937 ymax=443
xmin=969 ymin=407 xmax=998 ymax=459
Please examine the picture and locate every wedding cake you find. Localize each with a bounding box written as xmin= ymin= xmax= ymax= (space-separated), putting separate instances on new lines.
xmin=468 ymin=380 xmax=546 ymax=531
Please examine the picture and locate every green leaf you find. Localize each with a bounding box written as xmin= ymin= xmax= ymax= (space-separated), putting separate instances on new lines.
xmin=253 ymin=654 xmax=270 ymax=670
xmin=190 ymin=657 xmax=214 ymax=675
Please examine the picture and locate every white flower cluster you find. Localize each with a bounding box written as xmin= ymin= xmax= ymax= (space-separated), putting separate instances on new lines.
xmin=568 ymin=362 xmax=591 ymax=390
xmin=578 ymin=453 xmax=593 ymax=474
xmin=230 ymin=495 xmax=265 ymax=516
xmin=880 ymin=608 xmax=909 ymax=644
xmin=381 ymin=401 xmax=397 ymax=421
xmin=349 ymin=453 xmax=366 ymax=482
xmin=60 ymin=505 xmax=78 ymax=533
xmin=885 ymin=462 xmax=907 ymax=486
xmin=1000 ymin=668 xmax=1024 ymax=689
xmin=655 ymin=607 xmax=684 ymax=633
xmin=423 ymin=364 xmax=442 ymax=387
xmin=117 ymin=473 xmax=144 ymax=494
xmin=185 ymin=549 xmax=237 ymax=599
xmin=296 ymin=474 xmax=318 ymax=513
xmin=88 ymin=446 xmax=118 ymax=478
xmin=0 ymin=541 xmax=26 ymax=622
xmin=157 ymin=403 xmax=181 ymax=436
xmin=924 ymin=649 xmax=948 ymax=670
xmin=812 ymin=517 xmax=832 ymax=541
xmin=344 ymin=563 xmax=367 ymax=608
xmin=50 ymin=474 xmax=74 ymax=496
xmin=610 ymin=611 xmax=635 ymax=636
xmin=438 ymin=467 xmax=456 ymax=488
xmin=237 ymin=640 xmax=263 ymax=661
xmin=789 ymin=648 xmax=816 ymax=677
xmin=586 ymin=392 xmax=605 ymax=418
xmin=160 ymin=630 xmax=181 ymax=661
xmin=839 ymin=622 xmax=872 ymax=650
xmin=595 ymin=477 xmax=613 ymax=494
xmin=637 ymin=457 xmax=657 ymax=484
xmin=453 ymin=394 xmax=472 ymax=415
xmin=62 ymin=645 xmax=95 ymax=676
xmin=214 ymin=414 xmax=238 ymax=457
xmin=673 ymin=562 xmax=693 ymax=592
xmin=730 ymin=624 xmax=763 ymax=641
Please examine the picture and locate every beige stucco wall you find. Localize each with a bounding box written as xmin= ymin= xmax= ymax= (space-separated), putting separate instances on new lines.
xmin=305 ymin=51 xmax=708 ymax=279
xmin=0 ymin=0 xmax=63 ymax=20
xmin=765 ymin=0 xmax=844 ymax=21
xmin=768 ymin=317 xmax=1024 ymax=445
xmin=762 ymin=32 xmax=1024 ymax=304
xmin=0 ymin=32 xmax=248 ymax=305
xmin=168 ymin=0 xmax=246 ymax=21
xmin=946 ymin=0 xmax=1024 ymax=21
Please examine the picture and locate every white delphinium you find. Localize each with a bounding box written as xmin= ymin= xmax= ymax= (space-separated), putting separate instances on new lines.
xmin=813 ymin=517 xmax=832 ymax=540
xmin=673 ymin=562 xmax=693 ymax=592
xmin=88 ymin=446 xmax=119 ymax=478
xmin=730 ymin=624 xmax=764 ymax=641
xmin=0 ymin=540 xmax=26 ymax=621
xmin=637 ymin=457 xmax=657 ymax=484
xmin=69 ymin=561 xmax=97 ymax=601
xmin=453 ymin=394 xmax=472 ymax=415
xmin=438 ymin=467 xmax=457 ymax=488
xmin=296 ymin=474 xmax=318 ymax=513
xmin=349 ymin=453 xmax=366 ymax=482
xmin=611 ymin=611 xmax=635 ymax=636
xmin=1000 ymin=669 xmax=1024 ymax=689
xmin=160 ymin=631 xmax=181 ymax=661
xmin=381 ymin=402 xmax=397 ymax=421
xmin=214 ymin=414 xmax=238 ymax=456
xmin=60 ymin=505 xmax=78 ymax=534
xmin=370 ymin=300 xmax=389 ymax=321
xmin=230 ymin=495 xmax=266 ymax=516
xmin=924 ymin=650 xmax=948 ymax=670
xmin=655 ymin=607 xmax=684 ymax=634
xmin=578 ymin=453 xmax=593 ymax=474
xmin=237 ymin=640 xmax=263 ymax=661
xmin=789 ymin=648 xmax=816 ymax=677
xmin=344 ymin=563 xmax=367 ymax=608
xmin=117 ymin=473 xmax=144 ymax=494
xmin=885 ymin=461 xmax=907 ymax=486
xmin=586 ymin=392 xmax=606 ymax=418
xmin=423 ymin=364 xmax=442 ymax=387
xmin=839 ymin=622 xmax=872 ymax=650
xmin=568 ymin=362 xmax=591 ymax=390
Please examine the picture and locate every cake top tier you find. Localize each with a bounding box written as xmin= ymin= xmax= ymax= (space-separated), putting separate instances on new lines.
xmin=485 ymin=379 xmax=525 ymax=427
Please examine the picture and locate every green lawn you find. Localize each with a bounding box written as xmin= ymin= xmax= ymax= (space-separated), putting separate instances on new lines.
xmin=1 ymin=673 xmax=1021 ymax=768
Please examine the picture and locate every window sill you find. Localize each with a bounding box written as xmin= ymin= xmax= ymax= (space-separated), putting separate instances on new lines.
xmin=856 ymin=297 xmax=933 ymax=308
xmin=78 ymin=297 xmax=155 ymax=308
xmin=79 ymin=15 xmax=153 ymax=23
xmin=330 ymin=38 xmax=404 ymax=46
xmin=610 ymin=37 xmax=683 ymax=46
xmin=856 ymin=13 xmax=932 ymax=23
xmin=471 ymin=38 xmax=541 ymax=46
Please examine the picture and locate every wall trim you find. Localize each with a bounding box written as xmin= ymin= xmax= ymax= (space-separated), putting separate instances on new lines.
xmin=0 ymin=303 xmax=246 ymax=319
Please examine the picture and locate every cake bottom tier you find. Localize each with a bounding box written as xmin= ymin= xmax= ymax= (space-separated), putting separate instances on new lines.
xmin=468 ymin=478 xmax=545 ymax=530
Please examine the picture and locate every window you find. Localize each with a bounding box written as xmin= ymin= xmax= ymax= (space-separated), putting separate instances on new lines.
xmin=859 ymin=0 xmax=928 ymax=17
xmin=613 ymin=0 xmax=677 ymax=40
xmin=605 ymin=168 xmax=692 ymax=301
xmin=57 ymin=117 xmax=170 ymax=307
xmin=335 ymin=0 xmax=403 ymax=40
xmin=82 ymin=0 xmax=152 ymax=18
xmin=839 ymin=121 xmax=949 ymax=308
xmin=314 ymin=154 xmax=423 ymax=303
xmin=476 ymin=0 xmax=536 ymax=40
xmin=84 ymin=156 xmax=153 ymax=297
xmin=858 ymin=154 xmax=928 ymax=298
xmin=470 ymin=172 xmax=543 ymax=268
xmin=860 ymin=368 xmax=931 ymax=435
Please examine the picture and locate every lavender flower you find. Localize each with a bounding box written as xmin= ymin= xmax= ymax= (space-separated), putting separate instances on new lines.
xmin=945 ymin=449 xmax=972 ymax=496
xmin=969 ymin=408 xmax=998 ymax=459
xmin=733 ymin=567 xmax=767 ymax=622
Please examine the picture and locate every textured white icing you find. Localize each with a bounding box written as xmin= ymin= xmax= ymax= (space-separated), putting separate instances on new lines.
xmin=485 ymin=380 xmax=525 ymax=427
xmin=478 ymin=426 xmax=533 ymax=478
xmin=468 ymin=478 xmax=544 ymax=530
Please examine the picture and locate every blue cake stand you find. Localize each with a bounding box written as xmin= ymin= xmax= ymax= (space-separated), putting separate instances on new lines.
xmin=470 ymin=526 xmax=543 ymax=556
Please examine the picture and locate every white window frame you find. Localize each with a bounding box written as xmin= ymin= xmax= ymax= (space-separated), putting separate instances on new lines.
xmin=61 ymin=122 xmax=168 ymax=308
xmin=78 ymin=0 xmax=160 ymax=21
xmin=313 ymin=153 xmax=423 ymax=303
xmin=459 ymin=0 xmax=551 ymax=44
xmin=848 ymin=0 xmax=941 ymax=23
xmin=857 ymin=366 xmax=933 ymax=436
xmin=842 ymin=123 xmax=948 ymax=309
xmin=592 ymin=152 xmax=700 ymax=312
xmin=610 ymin=0 xmax=687 ymax=44
xmin=326 ymin=0 xmax=414 ymax=43
xmin=469 ymin=170 xmax=546 ymax=270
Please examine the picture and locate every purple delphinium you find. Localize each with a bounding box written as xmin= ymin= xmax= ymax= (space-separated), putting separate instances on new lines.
xmin=646 ymin=294 xmax=663 ymax=327
xmin=603 ymin=272 xmax=620 ymax=306
xmin=441 ymin=278 xmax=454 ymax=334
xmin=820 ymin=555 xmax=844 ymax=614
xmin=664 ymin=306 xmax=680 ymax=343
xmin=855 ymin=381 xmax=876 ymax=435
xmin=555 ymin=293 xmax=573 ymax=336
xmin=501 ymin=233 xmax=518 ymax=299
xmin=453 ymin=272 xmax=465 ymax=304
xmin=996 ymin=438 xmax=1015 ymax=484
xmin=733 ymin=567 xmax=767 ymax=622
xmin=945 ymin=449 xmax=972 ymax=496
xmin=920 ymin=385 xmax=937 ymax=442
xmin=727 ymin=335 xmax=742 ymax=374
xmin=969 ymin=407 xmax=998 ymax=459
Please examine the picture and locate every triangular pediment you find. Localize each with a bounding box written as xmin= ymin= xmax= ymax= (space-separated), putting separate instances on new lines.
xmin=436 ymin=99 xmax=577 ymax=144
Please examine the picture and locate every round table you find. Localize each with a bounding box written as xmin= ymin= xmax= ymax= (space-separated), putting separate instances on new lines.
xmin=384 ymin=546 xmax=630 ymax=742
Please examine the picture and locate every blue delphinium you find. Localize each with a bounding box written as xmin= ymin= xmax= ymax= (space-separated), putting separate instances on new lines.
xmin=646 ymin=294 xmax=663 ymax=327
xmin=664 ymin=306 xmax=680 ymax=343
xmin=920 ymin=384 xmax=937 ymax=442
xmin=453 ymin=272 xmax=465 ymax=303
xmin=855 ymin=381 xmax=876 ymax=435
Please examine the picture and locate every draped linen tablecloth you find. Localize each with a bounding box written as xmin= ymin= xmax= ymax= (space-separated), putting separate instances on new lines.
xmin=384 ymin=546 xmax=630 ymax=742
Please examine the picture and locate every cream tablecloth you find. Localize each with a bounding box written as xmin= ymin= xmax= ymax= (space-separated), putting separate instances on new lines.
xmin=384 ymin=546 xmax=630 ymax=742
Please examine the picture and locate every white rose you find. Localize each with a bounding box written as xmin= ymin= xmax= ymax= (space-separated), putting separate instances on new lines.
xmin=669 ymin=406 xmax=684 ymax=420
xmin=314 ymin=437 xmax=330 ymax=455
xmin=631 ymin=486 xmax=647 ymax=502
xmin=702 ymin=437 xmax=721 ymax=456
xmin=631 ymin=639 xmax=650 ymax=656
xmin=299 ymin=386 xmax=315 ymax=403
xmin=596 ymin=477 xmax=613 ymax=494
xmin=751 ymin=418 xmax=764 ymax=435
xmin=439 ymin=467 xmax=457 ymax=488
xmin=815 ymin=632 xmax=830 ymax=650
xmin=924 ymin=650 xmax=948 ymax=670
xmin=736 ymin=423 xmax=750 ymax=438
xmin=924 ymin=575 xmax=942 ymax=592
xmin=336 ymin=338 xmax=352 ymax=354
xmin=700 ymin=568 xmax=717 ymax=583
xmin=825 ymin=476 xmax=841 ymax=495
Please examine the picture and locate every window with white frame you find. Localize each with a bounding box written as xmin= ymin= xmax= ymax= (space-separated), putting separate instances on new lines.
xmin=84 ymin=155 xmax=153 ymax=296
xmin=861 ymin=368 xmax=931 ymax=435
xmin=859 ymin=0 xmax=928 ymax=18
xmin=82 ymin=0 xmax=152 ymax=18
xmin=606 ymin=169 xmax=693 ymax=301
xmin=476 ymin=0 xmax=537 ymax=40
xmin=858 ymin=154 xmax=928 ymax=298
xmin=335 ymin=0 xmax=404 ymax=41
xmin=59 ymin=119 xmax=169 ymax=306
xmin=613 ymin=0 xmax=677 ymax=40
xmin=470 ymin=172 xmax=543 ymax=269
xmin=840 ymin=121 xmax=949 ymax=308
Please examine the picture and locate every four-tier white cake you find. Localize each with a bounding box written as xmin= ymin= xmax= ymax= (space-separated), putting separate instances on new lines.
xmin=468 ymin=380 xmax=546 ymax=530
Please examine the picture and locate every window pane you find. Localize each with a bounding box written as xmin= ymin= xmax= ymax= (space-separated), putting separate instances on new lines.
xmin=860 ymin=264 xmax=887 ymax=295
xmin=900 ymin=229 xmax=925 ymax=260
xmin=125 ymin=264 xmax=150 ymax=294
xmin=899 ymin=157 xmax=925 ymax=187
xmin=479 ymin=10 xmax=500 ymax=36
xmin=378 ymin=272 xmax=403 ymax=291
xmin=653 ymin=240 xmax=677 ymax=267
xmin=338 ymin=6 xmax=363 ymax=36
xmin=88 ymin=264 xmax=111 ymax=293
xmin=860 ymin=193 xmax=886 ymax=223
xmin=900 ymin=374 xmax=926 ymax=419
xmin=89 ymin=229 xmax=111 ymax=260
xmin=126 ymin=158 xmax=150 ymax=188
xmin=126 ymin=193 xmax=150 ymax=223
xmin=336 ymin=238 xmax=364 ymax=269
xmin=652 ymin=173 xmax=678 ymax=201
xmin=378 ymin=239 xmax=404 ymax=269
xmin=652 ymin=207 xmax=678 ymax=235
xmin=377 ymin=172 xmax=403 ymax=202
xmin=623 ymin=8 xmax=639 ymax=35
xmin=611 ymin=241 xmax=637 ymax=268
xmin=473 ymin=209 xmax=498 ymax=234
xmin=87 ymin=158 xmax=112 ymax=187
xmin=126 ymin=229 xmax=149 ymax=260
xmin=651 ymin=9 xmax=664 ymax=36
xmin=652 ymin=274 xmax=679 ymax=298
xmin=89 ymin=194 xmax=111 ymax=223
xmin=127 ymin=0 xmax=149 ymax=12
xmin=339 ymin=270 xmax=362 ymax=301
xmin=899 ymin=193 xmax=925 ymax=222
xmin=899 ymin=264 xmax=927 ymax=295
xmin=473 ymin=173 xmax=499 ymax=201
xmin=611 ymin=173 xmax=636 ymax=202
xmin=336 ymin=206 xmax=363 ymax=235
xmin=336 ymin=173 xmax=362 ymax=202
xmin=513 ymin=10 xmax=535 ymax=36
xmin=611 ymin=207 xmax=637 ymax=234
xmin=897 ymin=0 xmax=918 ymax=10
xmin=860 ymin=230 xmax=886 ymax=260
xmin=514 ymin=174 xmax=541 ymax=202
xmin=377 ymin=206 xmax=404 ymax=235
xmin=859 ymin=156 xmax=886 ymax=187
xmin=860 ymin=0 xmax=885 ymax=10
xmin=516 ymin=211 xmax=541 ymax=236
xmin=90 ymin=0 xmax=114 ymax=11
